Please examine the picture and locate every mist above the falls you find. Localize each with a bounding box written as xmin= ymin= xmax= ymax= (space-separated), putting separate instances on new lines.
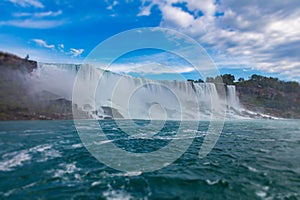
xmin=26 ymin=63 xmax=79 ymax=101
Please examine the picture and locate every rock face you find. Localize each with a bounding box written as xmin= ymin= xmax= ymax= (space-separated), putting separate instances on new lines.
xmin=236 ymin=77 xmax=300 ymax=118
xmin=0 ymin=52 xmax=72 ymax=120
xmin=0 ymin=52 xmax=37 ymax=72
xmin=203 ymin=74 xmax=300 ymax=119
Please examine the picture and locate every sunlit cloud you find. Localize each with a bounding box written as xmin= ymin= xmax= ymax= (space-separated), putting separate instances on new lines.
xmin=70 ymin=48 xmax=84 ymax=57
xmin=8 ymin=0 xmax=44 ymax=8
xmin=106 ymin=0 xmax=118 ymax=10
xmin=138 ymin=0 xmax=300 ymax=80
xmin=32 ymin=39 xmax=55 ymax=49
xmin=109 ymin=62 xmax=195 ymax=75
xmin=13 ymin=10 xmax=62 ymax=18
xmin=0 ymin=19 xmax=66 ymax=29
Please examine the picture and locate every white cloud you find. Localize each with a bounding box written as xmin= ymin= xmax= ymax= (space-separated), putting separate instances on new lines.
xmin=9 ymin=8 xmax=64 ymax=29
xmin=138 ymin=0 xmax=300 ymax=80
xmin=7 ymin=0 xmax=65 ymax=30
xmin=106 ymin=0 xmax=118 ymax=10
xmin=13 ymin=10 xmax=63 ymax=18
xmin=94 ymin=50 xmax=198 ymax=77
xmin=137 ymin=1 xmax=153 ymax=16
xmin=70 ymin=48 xmax=84 ymax=57
xmin=109 ymin=62 xmax=195 ymax=75
xmin=160 ymin=4 xmax=194 ymax=28
xmin=137 ymin=5 xmax=152 ymax=16
xmin=32 ymin=39 xmax=55 ymax=49
xmin=0 ymin=19 xmax=66 ymax=29
xmin=8 ymin=0 xmax=44 ymax=8
xmin=186 ymin=0 xmax=215 ymax=17
xmin=30 ymin=39 xmax=83 ymax=59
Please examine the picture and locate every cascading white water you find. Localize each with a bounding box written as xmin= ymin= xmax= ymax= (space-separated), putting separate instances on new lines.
xmin=27 ymin=63 xmax=79 ymax=100
xmin=28 ymin=63 xmax=249 ymax=120
xmin=226 ymin=85 xmax=240 ymax=109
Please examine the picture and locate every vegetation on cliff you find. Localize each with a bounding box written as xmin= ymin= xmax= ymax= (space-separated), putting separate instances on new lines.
xmin=236 ymin=75 xmax=300 ymax=118
xmin=201 ymin=74 xmax=300 ymax=118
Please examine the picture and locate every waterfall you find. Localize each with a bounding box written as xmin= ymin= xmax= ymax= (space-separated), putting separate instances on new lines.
xmin=226 ymin=85 xmax=240 ymax=109
xmin=27 ymin=63 xmax=249 ymax=120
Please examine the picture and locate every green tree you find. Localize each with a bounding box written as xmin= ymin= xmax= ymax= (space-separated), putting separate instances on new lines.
xmin=250 ymin=74 xmax=264 ymax=81
xmin=195 ymin=78 xmax=204 ymax=83
xmin=221 ymin=74 xmax=235 ymax=85
xmin=238 ymin=77 xmax=245 ymax=82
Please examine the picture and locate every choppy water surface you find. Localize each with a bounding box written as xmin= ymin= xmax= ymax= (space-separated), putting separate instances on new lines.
xmin=0 ymin=119 xmax=299 ymax=199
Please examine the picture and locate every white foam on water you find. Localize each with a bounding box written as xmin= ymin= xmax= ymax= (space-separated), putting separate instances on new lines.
xmin=252 ymin=182 xmax=270 ymax=199
xmin=123 ymin=171 xmax=142 ymax=177
xmin=51 ymin=162 xmax=82 ymax=181
xmin=29 ymin=144 xmax=52 ymax=152
xmin=71 ymin=143 xmax=84 ymax=148
xmin=103 ymin=188 xmax=133 ymax=200
xmin=93 ymin=140 xmax=114 ymax=145
xmin=37 ymin=149 xmax=61 ymax=162
xmin=183 ymin=129 xmax=199 ymax=133
xmin=206 ymin=179 xmax=220 ymax=185
xmin=0 ymin=151 xmax=32 ymax=171
xmin=247 ymin=165 xmax=259 ymax=173
xmin=256 ymin=191 xmax=267 ymax=198
xmin=91 ymin=181 xmax=102 ymax=187
xmin=205 ymin=179 xmax=228 ymax=186
xmin=56 ymin=162 xmax=79 ymax=175
xmin=0 ymin=144 xmax=61 ymax=171
xmin=29 ymin=144 xmax=61 ymax=162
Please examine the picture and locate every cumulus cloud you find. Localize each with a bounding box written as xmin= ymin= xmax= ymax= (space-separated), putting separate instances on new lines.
xmin=138 ymin=0 xmax=300 ymax=80
xmin=160 ymin=4 xmax=194 ymax=28
xmin=32 ymin=39 xmax=55 ymax=49
xmin=8 ymin=0 xmax=44 ymax=8
xmin=70 ymin=48 xmax=84 ymax=57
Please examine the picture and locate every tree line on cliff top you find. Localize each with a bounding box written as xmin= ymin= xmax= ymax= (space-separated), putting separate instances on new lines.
xmin=188 ymin=73 xmax=300 ymax=92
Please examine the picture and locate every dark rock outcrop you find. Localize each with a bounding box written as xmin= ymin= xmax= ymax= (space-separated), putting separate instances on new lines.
xmin=0 ymin=51 xmax=72 ymax=120
xmin=0 ymin=52 xmax=37 ymax=72
xmin=236 ymin=77 xmax=300 ymax=118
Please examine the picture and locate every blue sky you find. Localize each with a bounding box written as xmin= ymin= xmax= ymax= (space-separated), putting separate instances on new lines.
xmin=0 ymin=0 xmax=299 ymax=81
